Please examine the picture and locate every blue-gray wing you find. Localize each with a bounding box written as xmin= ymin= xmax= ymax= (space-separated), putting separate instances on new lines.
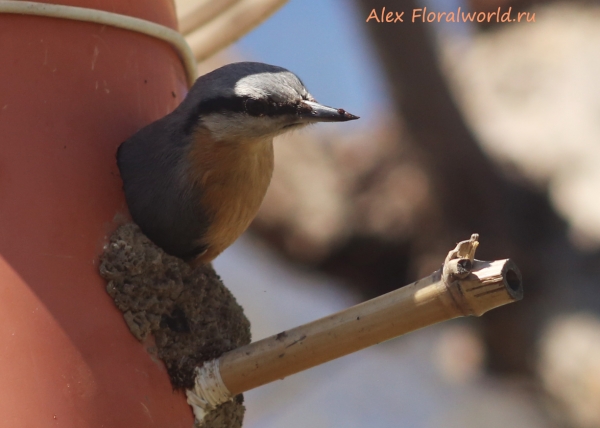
xmin=117 ymin=114 xmax=209 ymax=259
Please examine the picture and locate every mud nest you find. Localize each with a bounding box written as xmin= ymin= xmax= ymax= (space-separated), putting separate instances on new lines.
xmin=99 ymin=223 xmax=251 ymax=427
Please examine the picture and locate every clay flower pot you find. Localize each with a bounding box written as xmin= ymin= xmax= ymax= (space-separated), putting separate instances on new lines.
xmin=0 ymin=0 xmax=194 ymax=425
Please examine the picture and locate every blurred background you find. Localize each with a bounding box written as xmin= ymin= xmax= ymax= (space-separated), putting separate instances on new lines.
xmin=181 ymin=0 xmax=600 ymax=426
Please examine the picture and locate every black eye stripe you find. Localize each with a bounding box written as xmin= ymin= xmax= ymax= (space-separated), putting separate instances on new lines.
xmin=246 ymin=98 xmax=303 ymax=117
xmin=193 ymin=96 xmax=301 ymax=117
xmin=244 ymin=98 xmax=270 ymax=116
xmin=184 ymin=96 xmax=308 ymax=134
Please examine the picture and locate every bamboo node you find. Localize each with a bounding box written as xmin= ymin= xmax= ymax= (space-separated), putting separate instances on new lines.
xmin=442 ymin=235 xmax=523 ymax=316
xmin=443 ymin=233 xmax=480 ymax=281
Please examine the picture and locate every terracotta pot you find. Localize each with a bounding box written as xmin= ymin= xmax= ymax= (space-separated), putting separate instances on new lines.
xmin=0 ymin=0 xmax=194 ymax=426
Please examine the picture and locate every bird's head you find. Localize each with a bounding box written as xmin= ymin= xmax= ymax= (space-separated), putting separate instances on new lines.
xmin=182 ymin=62 xmax=359 ymax=142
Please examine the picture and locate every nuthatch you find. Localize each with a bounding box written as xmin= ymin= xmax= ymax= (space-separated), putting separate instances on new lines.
xmin=117 ymin=62 xmax=358 ymax=264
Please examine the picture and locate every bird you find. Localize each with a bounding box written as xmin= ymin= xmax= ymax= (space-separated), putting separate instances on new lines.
xmin=117 ymin=61 xmax=358 ymax=265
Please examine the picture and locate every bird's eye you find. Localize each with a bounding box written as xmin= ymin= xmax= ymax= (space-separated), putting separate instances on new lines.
xmin=245 ymin=98 xmax=269 ymax=117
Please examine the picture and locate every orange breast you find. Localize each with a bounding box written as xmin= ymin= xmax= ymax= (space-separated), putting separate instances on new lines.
xmin=187 ymin=128 xmax=274 ymax=263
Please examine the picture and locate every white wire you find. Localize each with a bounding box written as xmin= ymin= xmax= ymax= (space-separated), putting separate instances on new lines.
xmin=0 ymin=0 xmax=197 ymax=86
xmin=186 ymin=359 xmax=232 ymax=423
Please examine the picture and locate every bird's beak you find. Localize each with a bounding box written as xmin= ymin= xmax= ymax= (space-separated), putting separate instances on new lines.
xmin=299 ymin=100 xmax=359 ymax=122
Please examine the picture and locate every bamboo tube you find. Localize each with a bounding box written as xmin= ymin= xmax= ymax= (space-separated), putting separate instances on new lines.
xmin=184 ymin=0 xmax=288 ymax=62
xmin=177 ymin=0 xmax=240 ymax=36
xmin=219 ymin=258 xmax=522 ymax=395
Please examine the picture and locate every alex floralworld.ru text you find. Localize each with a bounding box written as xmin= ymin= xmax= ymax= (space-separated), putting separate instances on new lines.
xmin=366 ymin=7 xmax=536 ymax=23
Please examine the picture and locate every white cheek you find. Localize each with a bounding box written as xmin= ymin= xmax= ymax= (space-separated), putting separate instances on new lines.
xmin=201 ymin=113 xmax=291 ymax=141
